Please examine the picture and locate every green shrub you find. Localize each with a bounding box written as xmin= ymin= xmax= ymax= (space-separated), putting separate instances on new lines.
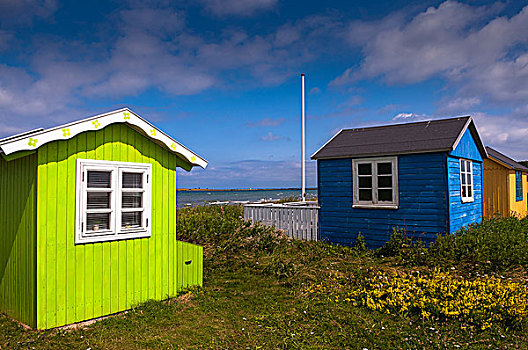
xmin=384 ymin=216 xmax=528 ymax=271
xmin=353 ymin=232 xmax=367 ymax=252
xmin=376 ymin=228 xmax=414 ymax=257
xmin=426 ymin=216 xmax=528 ymax=270
xmin=176 ymin=204 xmax=287 ymax=257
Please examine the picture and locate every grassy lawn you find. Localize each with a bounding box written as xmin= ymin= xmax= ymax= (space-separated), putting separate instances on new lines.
xmin=1 ymin=206 xmax=528 ymax=349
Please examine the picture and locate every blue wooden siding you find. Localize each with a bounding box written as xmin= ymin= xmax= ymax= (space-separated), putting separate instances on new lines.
xmin=447 ymin=156 xmax=483 ymax=233
xmin=449 ymin=128 xmax=483 ymax=161
xmin=318 ymin=153 xmax=449 ymax=249
xmin=447 ymin=128 xmax=484 ymax=233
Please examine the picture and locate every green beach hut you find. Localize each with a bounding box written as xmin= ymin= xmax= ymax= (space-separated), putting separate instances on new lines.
xmin=0 ymin=108 xmax=207 ymax=329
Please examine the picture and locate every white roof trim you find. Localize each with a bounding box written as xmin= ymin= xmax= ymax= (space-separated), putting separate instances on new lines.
xmin=0 ymin=108 xmax=208 ymax=169
xmin=450 ymin=116 xmax=488 ymax=159
xmin=451 ymin=116 xmax=472 ymax=152
xmin=311 ymin=129 xmax=344 ymax=159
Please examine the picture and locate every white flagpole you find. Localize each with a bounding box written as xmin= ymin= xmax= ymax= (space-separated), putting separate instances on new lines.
xmin=301 ymin=73 xmax=306 ymax=202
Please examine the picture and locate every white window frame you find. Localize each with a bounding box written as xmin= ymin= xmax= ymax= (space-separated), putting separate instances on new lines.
xmin=75 ymin=159 xmax=152 ymax=244
xmin=352 ymin=156 xmax=399 ymax=209
xmin=459 ymin=159 xmax=474 ymax=203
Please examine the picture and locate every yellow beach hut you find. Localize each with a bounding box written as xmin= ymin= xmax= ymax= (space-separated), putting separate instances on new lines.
xmin=483 ymin=146 xmax=528 ymax=218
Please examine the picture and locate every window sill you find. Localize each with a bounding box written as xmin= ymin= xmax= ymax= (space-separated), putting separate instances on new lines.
xmin=352 ymin=204 xmax=399 ymax=210
xmin=76 ymin=230 xmax=151 ymax=245
xmin=461 ymin=198 xmax=474 ymax=203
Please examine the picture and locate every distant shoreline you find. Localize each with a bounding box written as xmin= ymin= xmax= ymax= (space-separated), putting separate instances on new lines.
xmin=178 ymin=188 xmax=317 ymax=192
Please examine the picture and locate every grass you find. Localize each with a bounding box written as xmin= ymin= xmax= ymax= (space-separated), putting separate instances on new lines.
xmin=1 ymin=206 xmax=528 ymax=349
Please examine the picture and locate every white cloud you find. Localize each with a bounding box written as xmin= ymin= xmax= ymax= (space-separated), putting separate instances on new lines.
xmin=0 ymin=5 xmax=345 ymax=132
xmin=333 ymin=1 xmax=528 ymax=104
xmin=247 ymin=117 xmax=286 ymax=127
xmin=473 ymin=110 xmax=528 ymax=159
xmin=392 ymin=112 xmax=429 ymax=121
xmin=261 ymin=131 xmax=281 ymax=141
xmin=438 ymin=97 xmax=481 ymax=114
xmin=199 ymin=0 xmax=277 ymax=17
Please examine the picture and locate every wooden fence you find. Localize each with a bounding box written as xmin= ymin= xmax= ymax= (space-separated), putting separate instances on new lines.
xmin=243 ymin=202 xmax=319 ymax=241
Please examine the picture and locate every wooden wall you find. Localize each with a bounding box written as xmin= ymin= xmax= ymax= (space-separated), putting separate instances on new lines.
xmin=318 ymin=152 xmax=449 ymax=249
xmin=447 ymin=128 xmax=484 ymax=233
xmin=35 ymin=123 xmax=202 ymax=329
xmin=483 ymin=159 xmax=510 ymax=218
xmin=0 ymin=153 xmax=37 ymax=327
xmin=447 ymin=157 xmax=483 ymax=233
xmin=483 ymin=159 xmax=528 ymax=218
xmin=508 ymin=171 xmax=528 ymax=218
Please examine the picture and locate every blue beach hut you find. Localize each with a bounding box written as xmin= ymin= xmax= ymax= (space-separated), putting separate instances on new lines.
xmin=311 ymin=116 xmax=487 ymax=248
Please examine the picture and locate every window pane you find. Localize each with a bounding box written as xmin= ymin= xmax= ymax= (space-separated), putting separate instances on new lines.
xmin=122 ymin=192 xmax=143 ymax=208
xmin=467 ymin=173 xmax=472 ymax=185
xmin=359 ymin=189 xmax=372 ymax=201
xmin=378 ymin=175 xmax=392 ymax=188
xmin=461 ymin=173 xmax=466 ymax=185
xmin=86 ymin=213 xmax=111 ymax=231
xmin=122 ymin=211 xmax=142 ymax=229
xmin=377 ymin=162 xmax=392 ymax=175
xmin=87 ymin=192 xmax=111 ymax=209
xmin=123 ymin=172 xmax=143 ymax=188
xmin=460 ymin=161 xmax=466 ymax=172
xmin=378 ymin=189 xmax=393 ymax=202
xmin=358 ymin=176 xmax=372 ymax=188
xmin=462 ymin=186 xmax=467 ymax=198
xmin=467 ymin=186 xmax=472 ymax=198
xmin=357 ymin=163 xmax=372 ymax=175
xmin=87 ymin=171 xmax=111 ymax=188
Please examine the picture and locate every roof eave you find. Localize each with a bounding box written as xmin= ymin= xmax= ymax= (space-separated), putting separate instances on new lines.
xmin=312 ymin=148 xmax=453 ymax=160
xmin=0 ymin=108 xmax=208 ymax=169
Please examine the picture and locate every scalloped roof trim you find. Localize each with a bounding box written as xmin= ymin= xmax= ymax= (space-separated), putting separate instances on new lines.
xmin=0 ymin=108 xmax=207 ymax=169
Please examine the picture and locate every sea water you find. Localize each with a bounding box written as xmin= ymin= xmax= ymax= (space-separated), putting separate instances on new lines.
xmin=176 ymin=189 xmax=317 ymax=207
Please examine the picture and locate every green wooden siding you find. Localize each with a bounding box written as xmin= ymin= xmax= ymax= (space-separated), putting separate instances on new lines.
xmin=0 ymin=153 xmax=37 ymax=327
xmin=36 ymin=123 xmax=202 ymax=329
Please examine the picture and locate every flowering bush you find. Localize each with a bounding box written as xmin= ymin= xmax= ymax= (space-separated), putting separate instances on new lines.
xmin=304 ymin=269 xmax=528 ymax=330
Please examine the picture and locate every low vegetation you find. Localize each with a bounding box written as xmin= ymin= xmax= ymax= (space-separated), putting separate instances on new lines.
xmin=1 ymin=205 xmax=528 ymax=348
xmin=379 ymin=216 xmax=528 ymax=272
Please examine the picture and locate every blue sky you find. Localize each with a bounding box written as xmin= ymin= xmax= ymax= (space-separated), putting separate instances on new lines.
xmin=0 ymin=0 xmax=527 ymax=188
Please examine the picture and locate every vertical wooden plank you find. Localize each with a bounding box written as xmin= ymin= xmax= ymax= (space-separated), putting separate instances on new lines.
xmin=140 ymin=136 xmax=149 ymax=302
xmin=114 ymin=125 xmax=125 ymax=311
xmin=183 ymin=242 xmax=188 ymax=288
xmin=45 ymin=141 xmax=58 ymax=328
xmin=132 ymin=131 xmax=141 ymax=305
xmin=155 ymin=146 xmax=163 ymax=299
xmin=65 ymin=137 xmax=77 ymax=323
xmin=36 ymin=146 xmax=47 ymax=328
xmin=75 ymin=132 xmax=86 ymax=323
xmin=84 ymin=131 xmax=96 ymax=320
xmin=123 ymin=127 xmax=134 ymax=307
xmin=148 ymin=139 xmax=156 ymax=299
xmin=162 ymin=149 xmax=169 ymax=298
xmin=92 ymin=129 xmax=104 ymax=318
xmin=101 ymin=127 xmax=112 ymax=317
xmin=56 ymin=138 xmax=68 ymax=326
xmin=135 ymin=132 xmax=145 ymax=304
xmin=168 ymin=155 xmax=175 ymax=297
